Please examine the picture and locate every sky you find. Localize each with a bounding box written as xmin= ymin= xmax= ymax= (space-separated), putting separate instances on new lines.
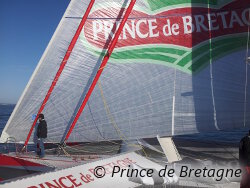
xmin=0 ymin=0 xmax=70 ymax=104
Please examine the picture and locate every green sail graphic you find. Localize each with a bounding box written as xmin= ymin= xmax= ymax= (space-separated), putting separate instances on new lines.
xmin=93 ymin=35 xmax=248 ymax=74
xmin=146 ymin=0 xmax=233 ymax=11
xmin=80 ymin=0 xmax=248 ymax=74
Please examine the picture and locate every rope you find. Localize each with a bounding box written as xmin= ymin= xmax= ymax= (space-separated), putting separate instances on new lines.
xmin=3 ymin=137 xmax=72 ymax=166
xmin=98 ymin=81 xmax=129 ymax=143
xmin=87 ymin=102 xmax=105 ymax=139
xmin=97 ymin=81 xmax=148 ymax=157
xmin=48 ymin=138 xmax=122 ymax=156
xmin=62 ymin=144 xmax=120 ymax=154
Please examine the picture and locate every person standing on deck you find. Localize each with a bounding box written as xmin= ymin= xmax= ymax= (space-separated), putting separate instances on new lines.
xmin=37 ymin=114 xmax=47 ymax=158
xmin=239 ymin=130 xmax=250 ymax=188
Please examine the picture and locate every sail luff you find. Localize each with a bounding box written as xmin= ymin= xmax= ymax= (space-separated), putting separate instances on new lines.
xmin=0 ymin=0 xmax=76 ymax=143
xmin=23 ymin=0 xmax=96 ymax=147
xmin=63 ymin=0 xmax=137 ymax=143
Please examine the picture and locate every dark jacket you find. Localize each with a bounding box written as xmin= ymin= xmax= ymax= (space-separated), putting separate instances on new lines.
xmin=239 ymin=136 xmax=250 ymax=166
xmin=37 ymin=120 xmax=47 ymax=138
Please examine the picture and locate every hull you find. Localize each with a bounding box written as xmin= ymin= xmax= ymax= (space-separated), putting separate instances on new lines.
xmin=0 ymin=154 xmax=52 ymax=181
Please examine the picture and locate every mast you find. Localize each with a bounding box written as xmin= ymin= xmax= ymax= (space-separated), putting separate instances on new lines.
xmin=23 ymin=0 xmax=96 ymax=147
xmin=62 ymin=0 xmax=137 ymax=143
xmin=244 ymin=11 xmax=250 ymax=127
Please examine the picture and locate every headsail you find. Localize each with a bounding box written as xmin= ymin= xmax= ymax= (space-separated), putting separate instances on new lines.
xmin=1 ymin=0 xmax=250 ymax=143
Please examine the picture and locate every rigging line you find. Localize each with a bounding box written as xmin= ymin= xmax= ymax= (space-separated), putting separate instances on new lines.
xmin=23 ymin=0 xmax=96 ymax=148
xmin=60 ymin=0 xmax=130 ymax=145
xmin=62 ymin=144 xmax=121 ymax=154
xmin=49 ymin=99 xmax=69 ymax=126
xmin=58 ymin=143 xmax=119 ymax=155
xmin=58 ymin=105 xmax=130 ymax=144
xmin=57 ymin=104 xmax=128 ymax=146
xmin=66 ymin=121 xmax=126 ymax=145
xmin=64 ymin=125 xmax=99 ymax=143
xmin=244 ymin=11 xmax=250 ymax=127
xmin=98 ymin=81 xmax=148 ymax=157
xmin=87 ymin=102 xmax=105 ymax=139
xmin=63 ymin=0 xmax=137 ymax=143
xmin=97 ymin=81 xmax=128 ymax=142
xmin=47 ymin=139 xmax=122 ymax=156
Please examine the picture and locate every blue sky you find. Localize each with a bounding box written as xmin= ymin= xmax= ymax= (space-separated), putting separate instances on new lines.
xmin=0 ymin=0 xmax=69 ymax=104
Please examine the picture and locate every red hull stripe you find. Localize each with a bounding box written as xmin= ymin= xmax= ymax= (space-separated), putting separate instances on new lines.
xmin=24 ymin=0 xmax=96 ymax=146
xmin=0 ymin=154 xmax=43 ymax=167
xmin=64 ymin=0 xmax=137 ymax=142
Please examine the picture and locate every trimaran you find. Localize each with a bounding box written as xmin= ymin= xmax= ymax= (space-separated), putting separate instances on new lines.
xmin=0 ymin=0 xmax=249 ymax=185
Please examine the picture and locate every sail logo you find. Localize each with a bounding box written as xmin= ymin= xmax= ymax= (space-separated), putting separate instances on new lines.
xmin=80 ymin=1 xmax=250 ymax=73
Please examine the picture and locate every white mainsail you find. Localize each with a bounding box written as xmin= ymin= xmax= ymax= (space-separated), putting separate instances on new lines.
xmin=1 ymin=0 xmax=250 ymax=143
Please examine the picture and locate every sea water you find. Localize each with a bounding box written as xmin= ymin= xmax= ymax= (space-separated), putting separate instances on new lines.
xmin=0 ymin=104 xmax=15 ymax=152
xmin=0 ymin=104 xmax=14 ymax=134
